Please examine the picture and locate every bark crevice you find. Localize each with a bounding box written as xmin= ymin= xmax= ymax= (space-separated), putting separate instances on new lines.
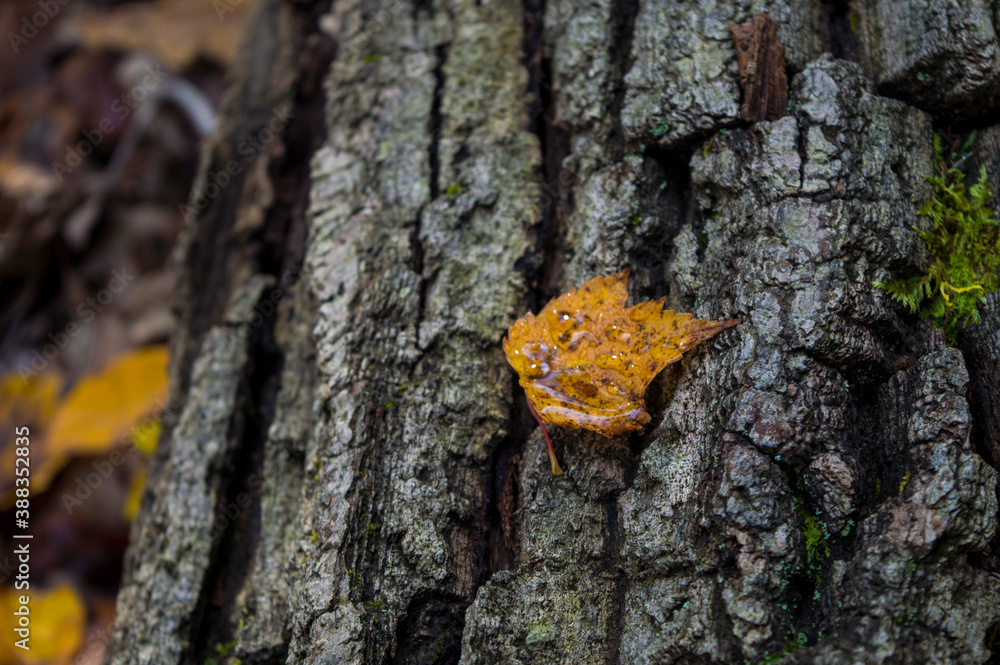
xmin=522 ymin=0 xmax=570 ymax=304
xmin=823 ymin=0 xmax=858 ymax=60
xmin=195 ymin=0 xmax=334 ymax=656
xmin=191 ymin=319 xmax=282 ymax=665
xmin=429 ymin=44 xmax=448 ymax=200
xmin=484 ymin=385 xmax=527 ymax=575
xmin=606 ymin=0 xmax=639 ymax=162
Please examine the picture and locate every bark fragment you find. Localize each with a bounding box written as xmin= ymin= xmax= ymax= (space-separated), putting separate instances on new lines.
xmin=728 ymin=13 xmax=788 ymax=122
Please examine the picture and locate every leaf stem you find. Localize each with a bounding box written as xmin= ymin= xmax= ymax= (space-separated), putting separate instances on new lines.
xmin=526 ymin=401 xmax=563 ymax=477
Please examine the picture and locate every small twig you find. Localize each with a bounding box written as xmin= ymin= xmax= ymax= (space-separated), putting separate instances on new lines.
xmin=526 ymin=401 xmax=563 ymax=477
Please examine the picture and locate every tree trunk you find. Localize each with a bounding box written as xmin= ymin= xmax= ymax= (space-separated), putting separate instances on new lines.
xmin=108 ymin=0 xmax=1000 ymax=664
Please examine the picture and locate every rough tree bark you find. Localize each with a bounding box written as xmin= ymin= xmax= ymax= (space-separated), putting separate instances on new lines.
xmin=107 ymin=0 xmax=1000 ymax=663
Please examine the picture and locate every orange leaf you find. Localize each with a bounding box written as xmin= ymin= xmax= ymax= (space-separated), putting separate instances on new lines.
xmin=504 ymin=270 xmax=739 ymax=443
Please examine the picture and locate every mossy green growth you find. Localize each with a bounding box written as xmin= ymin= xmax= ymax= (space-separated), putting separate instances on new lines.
xmin=801 ymin=511 xmax=831 ymax=563
xmin=205 ymin=640 xmax=237 ymax=665
xmin=525 ymin=624 xmax=555 ymax=646
xmin=754 ymin=630 xmax=807 ymax=664
xmin=792 ymin=473 xmax=831 ymax=564
xmin=898 ymin=470 xmax=912 ymax=495
xmin=874 ymin=132 xmax=1000 ymax=344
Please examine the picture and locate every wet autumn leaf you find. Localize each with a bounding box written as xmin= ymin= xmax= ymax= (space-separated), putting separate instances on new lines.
xmin=504 ymin=270 xmax=739 ymax=473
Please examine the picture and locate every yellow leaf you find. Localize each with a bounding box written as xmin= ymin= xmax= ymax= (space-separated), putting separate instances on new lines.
xmin=0 ymin=373 xmax=61 ymax=501
xmin=504 ymin=270 xmax=739 ymax=469
xmin=130 ymin=420 xmax=162 ymax=458
xmin=0 ymin=373 xmax=61 ymax=429
xmin=48 ymin=346 xmax=168 ymax=456
xmin=36 ymin=346 xmax=169 ymax=493
xmin=122 ymin=467 xmax=146 ymax=522
xmin=0 ymin=584 xmax=85 ymax=665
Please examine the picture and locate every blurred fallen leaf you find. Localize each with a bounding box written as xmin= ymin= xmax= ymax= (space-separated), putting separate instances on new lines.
xmin=0 ymin=157 xmax=59 ymax=202
xmin=121 ymin=466 xmax=145 ymax=522
xmin=72 ymin=0 xmax=254 ymax=70
xmin=0 ymin=373 xmax=62 ymax=502
xmin=0 ymin=372 xmax=60 ymax=430
xmin=34 ymin=345 xmax=169 ymax=494
xmin=504 ymin=270 xmax=739 ymax=473
xmin=130 ymin=420 xmax=161 ymax=458
xmin=0 ymin=583 xmax=85 ymax=665
xmin=47 ymin=344 xmax=168 ymax=454
xmin=122 ymin=419 xmax=159 ymax=521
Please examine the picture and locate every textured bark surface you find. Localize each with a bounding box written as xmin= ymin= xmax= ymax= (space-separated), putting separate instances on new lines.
xmin=109 ymin=0 xmax=1000 ymax=664
xmin=855 ymin=0 xmax=1000 ymax=122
